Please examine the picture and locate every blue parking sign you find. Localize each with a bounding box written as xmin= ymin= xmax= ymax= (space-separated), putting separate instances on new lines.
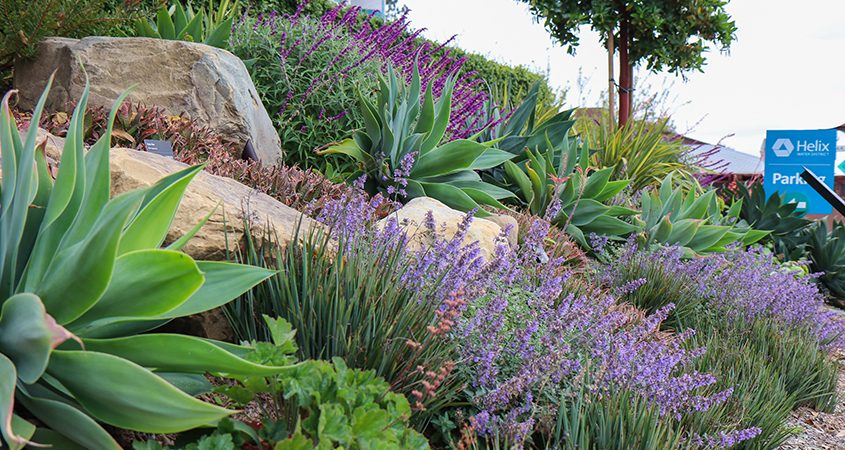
xmin=764 ymin=129 xmax=836 ymax=215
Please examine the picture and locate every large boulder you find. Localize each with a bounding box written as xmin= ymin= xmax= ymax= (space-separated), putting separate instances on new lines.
xmin=110 ymin=148 xmax=319 ymax=260
xmin=380 ymin=197 xmax=505 ymax=260
xmin=14 ymin=37 xmax=283 ymax=165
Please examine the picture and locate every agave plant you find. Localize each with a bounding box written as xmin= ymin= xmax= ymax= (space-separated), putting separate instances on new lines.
xmin=320 ymin=65 xmax=515 ymax=214
xmin=732 ymin=180 xmax=812 ymax=260
xmin=477 ymin=81 xmax=574 ymax=157
xmin=805 ymin=221 xmax=845 ymax=305
xmin=500 ymin=133 xmax=639 ymax=248
xmin=639 ymin=174 xmax=769 ymax=255
xmin=134 ymin=0 xmax=237 ymax=49
xmin=0 ymin=80 xmax=288 ymax=449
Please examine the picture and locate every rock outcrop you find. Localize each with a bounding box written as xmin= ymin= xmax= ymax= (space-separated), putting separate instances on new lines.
xmin=379 ymin=197 xmax=505 ymax=260
xmin=14 ymin=37 xmax=283 ymax=165
xmin=110 ymin=148 xmax=319 ymax=260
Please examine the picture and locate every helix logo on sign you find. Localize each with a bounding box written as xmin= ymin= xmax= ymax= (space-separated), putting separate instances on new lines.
xmin=771 ymin=138 xmax=794 ymax=157
xmin=765 ymin=128 xmax=836 ymax=215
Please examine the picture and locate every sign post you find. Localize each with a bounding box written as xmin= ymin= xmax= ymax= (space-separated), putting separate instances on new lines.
xmin=764 ymin=129 xmax=836 ymax=215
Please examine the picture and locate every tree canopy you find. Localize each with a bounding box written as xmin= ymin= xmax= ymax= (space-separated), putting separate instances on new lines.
xmin=521 ymin=0 xmax=737 ymax=74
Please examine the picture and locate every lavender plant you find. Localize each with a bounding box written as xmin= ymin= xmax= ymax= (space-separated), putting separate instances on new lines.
xmin=452 ymin=218 xmax=754 ymax=448
xmin=230 ymin=1 xmax=492 ymax=172
xmin=604 ymin=242 xmax=845 ymax=448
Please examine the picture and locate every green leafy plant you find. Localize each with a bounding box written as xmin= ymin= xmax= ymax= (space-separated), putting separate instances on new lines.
xmin=583 ymin=118 xmax=695 ymax=192
xmin=320 ymin=65 xmax=515 ymax=214
xmin=684 ymin=316 xmax=837 ymax=449
xmin=0 ymin=79 xmax=282 ymax=449
xmin=806 ymin=221 xmax=845 ymax=305
xmin=134 ymin=0 xmax=237 ymax=49
xmin=476 ymin=81 xmax=572 ymax=157
xmin=638 ymin=174 xmax=769 ymax=255
xmin=0 ymin=0 xmax=133 ymax=73
xmin=500 ymin=135 xmax=638 ymax=248
xmin=732 ymin=180 xmax=812 ymax=261
xmin=138 ymin=316 xmax=429 ymax=449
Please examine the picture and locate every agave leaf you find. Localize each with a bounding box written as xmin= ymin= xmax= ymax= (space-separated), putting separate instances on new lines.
xmin=580 ymin=167 xmax=614 ymax=199
xmin=679 ymin=190 xmax=716 ymax=220
xmin=120 ymin=164 xmax=205 ymax=254
xmin=155 ymin=372 xmax=214 ymax=396
xmin=503 ymin=160 xmax=532 ymax=200
xmin=665 ymin=219 xmax=703 ymax=247
xmin=414 ymin=84 xmax=436 ymax=137
xmin=203 ymin=14 xmax=233 ymax=48
xmin=69 ymin=249 xmax=204 ymax=330
xmin=17 ymin=392 xmax=120 ymax=450
xmin=567 ymin=199 xmax=613 ymax=228
xmin=467 ymin=148 xmax=515 ymax=171
xmin=46 ymin=350 xmax=234 ymax=433
xmin=134 ymin=20 xmax=160 ymax=38
xmin=359 ymin=93 xmax=382 ymax=150
xmin=450 ymin=180 xmax=515 ymax=200
xmin=83 ymin=334 xmax=295 ymax=376
xmin=0 ymin=76 xmax=54 ymax=294
xmin=35 ymin=190 xmax=144 ymax=324
xmin=21 ymin=82 xmax=92 ymax=290
xmin=0 ymin=354 xmax=26 ymax=450
xmin=502 ymin=82 xmax=539 ymax=137
xmin=163 ymin=261 xmax=274 ymax=318
xmin=0 ymin=294 xmax=56 ymax=384
xmin=594 ymin=179 xmax=630 ymax=203
xmin=652 ymin=215 xmax=674 ymax=244
xmin=182 ymin=12 xmax=204 ymax=43
xmin=411 ymin=140 xmax=487 ymax=179
xmin=460 ymin=187 xmax=510 ymax=212
xmin=62 ymin=88 xmax=134 ymax=249
xmin=418 ymin=181 xmax=483 ymax=214
xmin=155 ymin=6 xmax=177 ymax=39
xmin=320 ymin=139 xmax=367 ymax=163
xmin=685 ymin=225 xmax=730 ymax=252
xmin=419 ymin=78 xmax=453 ymax=154
xmin=172 ymin=1 xmax=189 ymax=36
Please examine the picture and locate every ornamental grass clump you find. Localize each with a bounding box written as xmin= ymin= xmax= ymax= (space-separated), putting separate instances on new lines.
xmin=225 ymin=185 xmax=494 ymax=426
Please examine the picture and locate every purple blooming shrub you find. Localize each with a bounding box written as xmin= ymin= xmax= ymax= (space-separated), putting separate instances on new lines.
xmin=608 ymin=242 xmax=845 ymax=350
xmin=453 ymin=219 xmax=749 ymax=447
xmin=603 ymin=241 xmax=844 ymax=447
xmin=230 ymin=0 xmax=491 ymax=170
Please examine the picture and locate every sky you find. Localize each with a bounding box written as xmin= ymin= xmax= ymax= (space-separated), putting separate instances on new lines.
xmin=396 ymin=0 xmax=845 ymax=158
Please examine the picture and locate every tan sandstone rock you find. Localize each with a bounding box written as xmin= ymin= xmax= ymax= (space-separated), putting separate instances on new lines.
xmin=14 ymin=37 xmax=282 ymax=165
xmin=110 ymin=148 xmax=319 ymax=260
xmin=485 ymin=214 xmax=519 ymax=248
xmin=380 ymin=197 xmax=505 ymax=260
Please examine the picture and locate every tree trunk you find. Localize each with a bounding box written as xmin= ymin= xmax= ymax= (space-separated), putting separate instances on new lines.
xmin=607 ymin=29 xmax=616 ymax=130
xmin=618 ymin=16 xmax=632 ymax=126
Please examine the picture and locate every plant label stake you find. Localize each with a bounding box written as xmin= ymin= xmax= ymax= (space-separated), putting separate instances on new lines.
xmin=144 ymin=139 xmax=174 ymax=159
